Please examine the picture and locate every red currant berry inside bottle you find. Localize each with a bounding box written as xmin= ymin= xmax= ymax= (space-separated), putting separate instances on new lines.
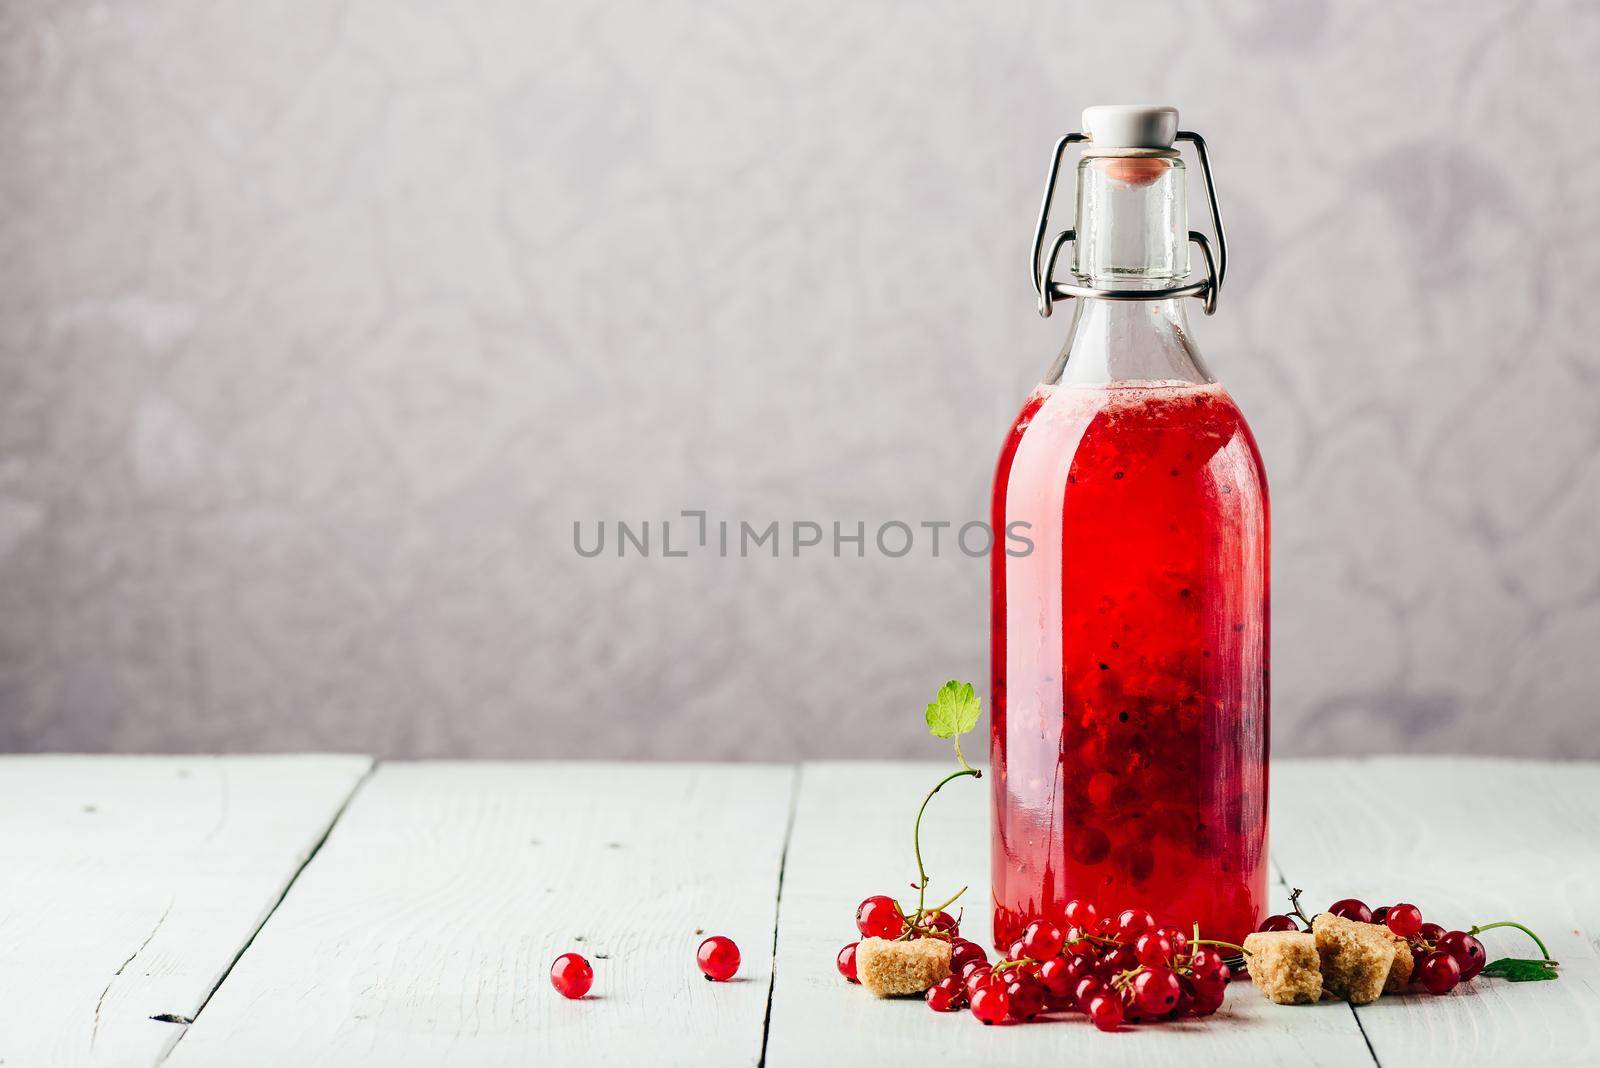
xmin=550 ymin=952 xmax=593 ymax=999
xmin=697 ymin=935 xmax=740 ymax=982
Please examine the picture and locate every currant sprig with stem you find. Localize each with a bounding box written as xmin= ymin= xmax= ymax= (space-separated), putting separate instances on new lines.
xmin=900 ymin=681 xmax=984 ymax=934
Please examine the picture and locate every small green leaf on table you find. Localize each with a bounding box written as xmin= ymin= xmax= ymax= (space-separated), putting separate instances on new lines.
xmin=1480 ymin=957 xmax=1560 ymax=982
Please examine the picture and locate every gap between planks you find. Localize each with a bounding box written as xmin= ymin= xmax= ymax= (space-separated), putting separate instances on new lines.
xmin=155 ymin=762 xmax=378 ymax=1064
xmin=758 ymin=765 xmax=804 ymax=1068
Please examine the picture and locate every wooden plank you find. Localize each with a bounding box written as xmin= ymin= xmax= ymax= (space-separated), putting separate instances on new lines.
xmin=164 ymin=762 xmax=795 ymax=1067
xmin=765 ymin=761 xmax=1377 ymax=1068
xmin=0 ymin=754 xmax=372 ymax=1068
xmin=1269 ymin=757 xmax=1600 ymax=1067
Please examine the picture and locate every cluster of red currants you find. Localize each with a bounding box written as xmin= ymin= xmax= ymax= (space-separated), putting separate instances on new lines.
xmin=837 ymin=895 xmax=1233 ymax=1031
xmin=1257 ymin=897 xmax=1484 ymax=995
xmin=549 ymin=935 xmax=741 ymax=999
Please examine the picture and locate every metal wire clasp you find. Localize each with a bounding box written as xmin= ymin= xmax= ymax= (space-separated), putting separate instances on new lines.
xmin=1030 ymin=131 xmax=1228 ymax=318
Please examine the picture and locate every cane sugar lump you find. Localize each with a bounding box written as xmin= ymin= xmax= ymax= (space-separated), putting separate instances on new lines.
xmin=854 ymin=936 xmax=952 ymax=997
xmin=1313 ymin=912 xmax=1398 ymax=1005
xmin=1242 ymin=931 xmax=1323 ymax=1005
xmin=1382 ymin=928 xmax=1415 ymax=992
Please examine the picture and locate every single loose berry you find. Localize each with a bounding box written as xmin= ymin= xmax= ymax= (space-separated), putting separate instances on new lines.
xmin=1006 ymin=974 xmax=1047 ymax=1020
xmin=1436 ymin=931 xmax=1487 ymax=980
xmin=926 ymin=975 xmax=963 ymax=1012
xmin=836 ymin=942 xmax=859 ymax=983
xmin=1386 ymin=903 xmax=1423 ymax=940
xmin=1419 ymin=950 xmax=1462 ymax=995
xmin=1258 ymin=914 xmax=1299 ymax=932
xmin=550 ymin=952 xmax=593 ymax=999
xmin=1020 ymin=920 xmax=1065 ymax=960
xmin=1087 ymin=992 xmax=1124 ymax=1032
xmin=1115 ymin=908 xmax=1155 ymax=941
xmin=1134 ymin=967 xmax=1183 ymax=1015
xmin=697 ymin=935 xmax=740 ymax=982
xmin=1328 ymin=898 xmax=1373 ymax=924
xmin=1064 ymin=899 xmax=1098 ymax=929
xmin=969 ymin=983 xmax=1011 ymax=1024
xmin=855 ymin=895 xmax=904 ymax=939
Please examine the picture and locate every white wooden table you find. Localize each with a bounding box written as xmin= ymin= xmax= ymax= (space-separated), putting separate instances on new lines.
xmin=3 ymin=756 xmax=1596 ymax=1067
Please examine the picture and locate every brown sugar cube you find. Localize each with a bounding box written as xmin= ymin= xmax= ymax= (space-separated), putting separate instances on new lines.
xmin=1313 ymin=913 xmax=1398 ymax=1005
xmin=1382 ymin=929 xmax=1415 ymax=992
xmin=1242 ymin=931 xmax=1323 ymax=1004
xmin=854 ymin=936 xmax=952 ymax=997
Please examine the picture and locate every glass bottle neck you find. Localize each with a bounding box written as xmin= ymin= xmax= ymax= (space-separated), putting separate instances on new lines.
xmin=1047 ymin=154 xmax=1211 ymax=388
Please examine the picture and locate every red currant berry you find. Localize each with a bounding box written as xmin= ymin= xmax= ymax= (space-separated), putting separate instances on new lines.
xmin=1188 ymin=948 xmax=1228 ymax=982
xmin=915 ymin=909 xmax=958 ymax=938
xmin=969 ymin=983 xmax=1011 ymax=1024
xmin=855 ymin=895 xmax=904 ymax=939
xmin=1385 ymin=903 xmax=1423 ymax=940
xmin=1091 ymin=915 xmax=1115 ymax=938
xmin=1134 ymin=967 xmax=1183 ymax=1015
xmin=550 ymin=952 xmax=593 ymax=999
xmin=1038 ymin=956 xmax=1074 ymax=1001
xmin=1073 ymin=975 xmax=1106 ymax=1009
xmin=1436 ymin=931 xmax=1487 ymax=980
xmin=1087 ymin=992 xmax=1124 ymax=1032
xmin=926 ymin=975 xmax=963 ymax=1012
xmin=1418 ymin=921 xmax=1446 ymax=944
xmin=1134 ymin=931 xmax=1176 ymax=968
xmin=836 ymin=942 xmax=859 ymax=983
xmin=1008 ymin=937 xmax=1027 ymax=960
xmin=1328 ymin=898 xmax=1373 ymax=924
xmin=1063 ymin=899 xmax=1098 ymax=929
xmin=1020 ymin=921 xmax=1065 ymax=960
xmin=697 ymin=935 xmax=740 ymax=982
xmin=1257 ymin=914 xmax=1299 ymax=932
xmin=1157 ymin=926 xmax=1189 ymax=957
xmin=1006 ymin=974 xmax=1047 ymax=1020
xmin=963 ymin=964 xmax=995 ymax=999
xmin=1115 ymin=908 xmax=1155 ymax=941
xmin=1191 ymin=975 xmax=1227 ymax=1016
xmin=950 ymin=939 xmax=988 ymax=975
xmin=1419 ymin=950 xmax=1462 ymax=995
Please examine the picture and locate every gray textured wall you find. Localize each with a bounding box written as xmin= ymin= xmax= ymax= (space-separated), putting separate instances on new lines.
xmin=3 ymin=1 xmax=1598 ymax=760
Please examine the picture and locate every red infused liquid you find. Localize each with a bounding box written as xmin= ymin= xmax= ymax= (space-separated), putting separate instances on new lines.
xmin=990 ymin=380 xmax=1269 ymax=949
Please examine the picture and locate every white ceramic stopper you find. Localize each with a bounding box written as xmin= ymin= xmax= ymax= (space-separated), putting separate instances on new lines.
xmin=1082 ymin=105 xmax=1179 ymax=151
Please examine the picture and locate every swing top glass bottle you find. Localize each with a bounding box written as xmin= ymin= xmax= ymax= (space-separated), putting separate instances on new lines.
xmin=990 ymin=106 xmax=1269 ymax=949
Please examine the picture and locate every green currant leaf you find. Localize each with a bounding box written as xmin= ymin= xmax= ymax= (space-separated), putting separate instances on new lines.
xmin=925 ymin=680 xmax=981 ymax=740
xmin=1479 ymin=957 xmax=1559 ymax=982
